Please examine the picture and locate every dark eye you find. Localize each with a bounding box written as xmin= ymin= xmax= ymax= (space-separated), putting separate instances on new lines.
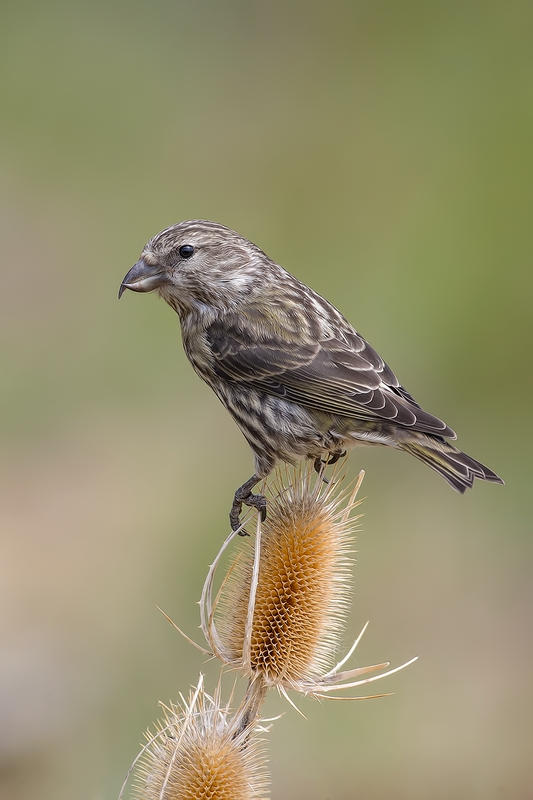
xmin=179 ymin=244 xmax=195 ymax=259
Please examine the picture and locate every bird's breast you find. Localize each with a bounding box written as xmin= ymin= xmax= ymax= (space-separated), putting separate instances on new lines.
xmin=180 ymin=320 xmax=218 ymax=384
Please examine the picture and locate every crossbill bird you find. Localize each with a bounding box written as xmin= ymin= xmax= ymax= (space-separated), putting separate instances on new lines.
xmin=119 ymin=220 xmax=503 ymax=532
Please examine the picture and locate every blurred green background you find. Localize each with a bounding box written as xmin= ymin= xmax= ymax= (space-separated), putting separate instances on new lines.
xmin=1 ymin=1 xmax=532 ymax=798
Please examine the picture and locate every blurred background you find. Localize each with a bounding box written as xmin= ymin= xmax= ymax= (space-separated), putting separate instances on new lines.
xmin=1 ymin=1 xmax=532 ymax=797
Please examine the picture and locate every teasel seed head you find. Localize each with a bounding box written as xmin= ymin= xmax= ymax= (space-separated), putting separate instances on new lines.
xmin=122 ymin=674 xmax=269 ymax=800
xmin=201 ymin=466 xmax=417 ymax=701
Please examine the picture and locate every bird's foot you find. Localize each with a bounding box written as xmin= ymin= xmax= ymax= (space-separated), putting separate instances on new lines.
xmin=313 ymin=451 xmax=347 ymax=482
xmin=313 ymin=457 xmax=328 ymax=481
xmin=230 ymin=474 xmax=267 ymax=535
xmin=325 ymin=450 xmax=347 ymax=467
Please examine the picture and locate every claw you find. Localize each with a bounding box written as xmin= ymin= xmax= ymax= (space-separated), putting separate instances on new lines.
xmin=230 ymin=474 xmax=267 ymax=534
xmin=313 ymin=451 xmax=346 ymax=481
xmin=326 ymin=450 xmax=346 ymax=467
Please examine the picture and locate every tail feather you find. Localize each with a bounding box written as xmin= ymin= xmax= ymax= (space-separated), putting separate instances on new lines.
xmin=399 ymin=437 xmax=504 ymax=494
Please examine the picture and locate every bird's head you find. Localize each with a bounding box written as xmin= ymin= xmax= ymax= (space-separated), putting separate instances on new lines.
xmin=119 ymin=220 xmax=279 ymax=315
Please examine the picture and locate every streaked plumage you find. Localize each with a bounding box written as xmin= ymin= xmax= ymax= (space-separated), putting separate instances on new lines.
xmin=119 ymin=220 xmax=503 ymax=531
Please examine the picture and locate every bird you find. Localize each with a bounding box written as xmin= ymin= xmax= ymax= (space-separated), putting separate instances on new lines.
xmin=119 ymin=219 xmax=503 ymax=532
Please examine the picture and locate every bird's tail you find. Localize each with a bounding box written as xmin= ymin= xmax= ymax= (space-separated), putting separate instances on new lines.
xmin=399 ymin=435 xmax=504 ymax=493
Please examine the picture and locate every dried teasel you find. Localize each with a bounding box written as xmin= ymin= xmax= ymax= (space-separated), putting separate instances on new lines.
xmin=199 ymin=466 xmax=417 ymax=703
xmin=121 ymin=674 xmax=270 ymax=800
xmin=120 ymin=466 xmax=417 ymax=799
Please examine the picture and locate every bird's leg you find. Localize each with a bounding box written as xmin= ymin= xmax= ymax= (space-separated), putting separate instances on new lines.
xmin=314 ymin=457 xmax=325 ymax=474
xmin=313 ymin=457 xmax=329 ymax=483
xmin=230 ymin=474 xmax=267 ymax=535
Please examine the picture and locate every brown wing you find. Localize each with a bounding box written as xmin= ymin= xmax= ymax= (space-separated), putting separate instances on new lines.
xmin=206 ymin=313 xmax=456 ymax=439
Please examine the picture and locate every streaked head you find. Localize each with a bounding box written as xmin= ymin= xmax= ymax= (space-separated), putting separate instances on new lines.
xmin=119 ymin=220 xmax=278 ymax=314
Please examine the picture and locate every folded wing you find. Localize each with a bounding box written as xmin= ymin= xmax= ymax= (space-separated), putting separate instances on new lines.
xmin=206 ymin=313 xmax=456 ymax=439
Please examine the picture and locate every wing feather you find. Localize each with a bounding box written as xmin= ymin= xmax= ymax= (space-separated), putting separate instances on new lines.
xmin=206 ymin=311 xmax=456 ymax=439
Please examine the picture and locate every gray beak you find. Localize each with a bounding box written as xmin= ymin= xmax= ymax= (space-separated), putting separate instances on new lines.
xmin=118 ymin=259 xmax=167 ymax=298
